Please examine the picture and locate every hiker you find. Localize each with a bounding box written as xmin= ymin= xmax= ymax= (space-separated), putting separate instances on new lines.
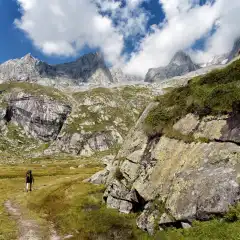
xmin=25 ymin=170 xmax=34 ymax=192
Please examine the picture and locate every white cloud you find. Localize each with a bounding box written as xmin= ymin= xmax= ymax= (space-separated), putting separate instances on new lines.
xmin=96 ymin=0 xmax=149 ymax=39
xmin=15 ymin=0 xmax=124 ymax=64
xmin=124 ymin=0 xmax=240 ymax=76
xmin=15 ymin=0 xmax=240 ymax=77
xmin=191 ymin=0 xmax=240 ymax=63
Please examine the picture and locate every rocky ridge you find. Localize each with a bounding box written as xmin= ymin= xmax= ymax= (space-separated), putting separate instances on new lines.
xmin=144 ymin=37 xmax=240 ymax=83
xmin=0 ymin=52 xmax=113 ymax=86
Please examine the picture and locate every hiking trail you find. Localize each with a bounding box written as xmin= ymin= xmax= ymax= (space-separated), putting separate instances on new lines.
xmin=4 ymin=200 xmax=66 ymax=240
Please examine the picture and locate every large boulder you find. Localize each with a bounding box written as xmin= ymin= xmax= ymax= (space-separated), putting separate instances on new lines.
xmin=103 ymin=103 xmax=240 ymax=234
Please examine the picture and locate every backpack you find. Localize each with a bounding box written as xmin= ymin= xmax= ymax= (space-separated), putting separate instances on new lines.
xmin=26 ymin=170 xmax=32 ymax=182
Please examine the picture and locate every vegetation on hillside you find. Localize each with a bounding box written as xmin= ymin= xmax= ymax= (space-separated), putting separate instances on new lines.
xmin=144 ymin=59 xmax=240 ymax=137
xmin=0 ymin=82 xmax=67 ymax=102
xmin=65 ymin=86 xmax=153 ymax=135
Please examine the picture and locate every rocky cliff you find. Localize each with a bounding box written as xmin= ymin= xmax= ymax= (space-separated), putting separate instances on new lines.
xmin=101 ymin=58 xmax=240 ymax=235
xmin=0 ymin=52 xmax=113 ymax=86
xmin=145 ymin=51 xmax=199 ymax=83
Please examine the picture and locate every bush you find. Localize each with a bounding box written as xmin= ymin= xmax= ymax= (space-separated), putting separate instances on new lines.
xmin=224 ymin=204 xmax=240 ymax=222
xmin=114 ymin=167 xmax=124 ymax=181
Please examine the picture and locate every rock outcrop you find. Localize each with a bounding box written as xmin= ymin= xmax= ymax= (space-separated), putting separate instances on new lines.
xmin=102 ymin=102 xmax=240 ymax=234
xmin=8 ymin=92 xmax=71 ymax=141
xmin=145 ymin=51 xmax=199 ymax=83
xmin=45 ymin=130 xmax=123 ymax=156
xmin=0 ymin=52 xmax=113 ymax=86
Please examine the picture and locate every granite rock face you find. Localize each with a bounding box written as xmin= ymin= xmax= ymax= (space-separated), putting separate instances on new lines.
xmin=102 ymin=102 xmax=240 ymax=234
xmin=54 ymin=52 xmax=113 ymax=85
xmin=7 ymin=92 xmax=71 ymax=141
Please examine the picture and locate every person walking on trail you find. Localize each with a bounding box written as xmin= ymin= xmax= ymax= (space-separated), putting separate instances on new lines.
xmin=25 ymin=170 xmax=34 ymax=192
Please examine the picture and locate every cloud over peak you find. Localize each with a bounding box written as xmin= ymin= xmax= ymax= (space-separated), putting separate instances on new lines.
xmin=15 ymin=0 xmax=240 ymax=77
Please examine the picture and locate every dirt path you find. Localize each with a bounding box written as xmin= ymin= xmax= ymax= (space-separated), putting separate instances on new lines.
xmin=4 ymin=200 xmax=63 ymax=240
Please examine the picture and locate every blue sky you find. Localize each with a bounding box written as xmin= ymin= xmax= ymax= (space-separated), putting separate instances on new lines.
xmin=0 ymin=0 xmax=240 ymax=76
xmin=0 ymin=0 xmax=164 ymax=64
xmin=0 ymin=0 xmax=95 ymax=64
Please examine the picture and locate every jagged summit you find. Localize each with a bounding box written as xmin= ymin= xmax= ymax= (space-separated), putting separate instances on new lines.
xmin=145 ymin=51 xmax=199 ymax=82
xmin=21 ymin=53 xmax=34 ymax=59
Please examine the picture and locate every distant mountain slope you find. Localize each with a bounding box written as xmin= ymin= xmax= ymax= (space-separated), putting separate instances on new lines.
xmin=0 ymin=81 xmax=154 ymax=162
xmin=145 ymin=51 xmax=199 ymax=82
xmin=110 ymin=68 xmax=143 ymax=83
xmin=200 ymin=53 xmax=228 ymax=67
xmin=0 ymin=52 xmax=113 ymax=86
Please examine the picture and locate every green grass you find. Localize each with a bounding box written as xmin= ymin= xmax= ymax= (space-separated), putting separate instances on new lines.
xmin=154 ymin=220 xmax=240 ymax=240
xmin=144 ymin=59 xmax=240 ymax=137
xmin=0 ymin=161 xmax=240 ymax=240
xmin=65 ymin=85 xmax=153 ymax=136
xmin=21 ymin=163 xmax=143 ymax=239
xmin=0 ymin=179 xmax=19 ymax=240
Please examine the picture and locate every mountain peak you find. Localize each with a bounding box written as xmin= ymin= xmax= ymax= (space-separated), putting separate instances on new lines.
xmin=145 ymin=51 xmax=199 ymax=82
xmin=21 ymin=53 xmax=38 ymax=63
xmin=0 ymin=51 xmax=113 ymax=85
xmin=170 ymin=51 xmax=192 ymax=66
xmin=76 ymin=51 xmax=103 ymax=62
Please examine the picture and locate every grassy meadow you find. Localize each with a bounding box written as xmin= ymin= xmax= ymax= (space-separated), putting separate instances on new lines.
xmin=0 ymin=157 xmax=239 ymax=240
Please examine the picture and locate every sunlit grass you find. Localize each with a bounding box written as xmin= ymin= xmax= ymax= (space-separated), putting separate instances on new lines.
xmin=0 ymin=161 xmax=240 ymax=240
